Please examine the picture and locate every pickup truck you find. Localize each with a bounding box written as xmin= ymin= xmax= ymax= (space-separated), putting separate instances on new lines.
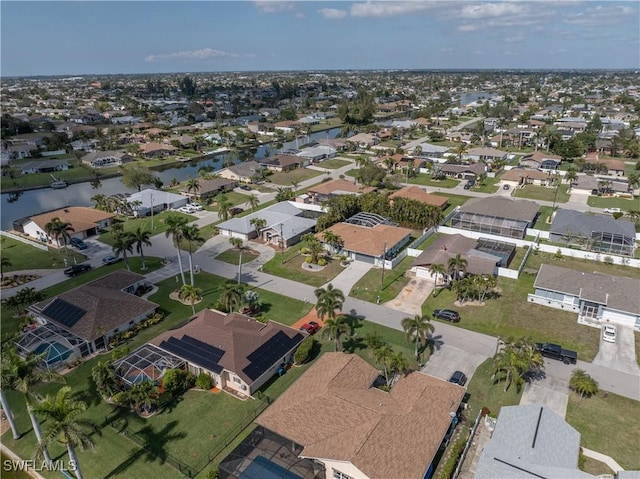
xmin=64 ymin=264 xmax=92 ymax=277
xmin=535 ymin=342 xmax=577 ymax=364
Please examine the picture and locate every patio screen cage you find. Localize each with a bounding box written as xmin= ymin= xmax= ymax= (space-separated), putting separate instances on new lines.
xmin=16 ymin=322 xmax=88 ymax=370
xmin=450 ymin=211 xmax=529 ymax=239
xmin=114 ymin=344 xmax=185 ymax=387
xmin=590 ymin=231 xmax=635 ymax=257
xmin=345 ymin=212 xmax=398 ymax=228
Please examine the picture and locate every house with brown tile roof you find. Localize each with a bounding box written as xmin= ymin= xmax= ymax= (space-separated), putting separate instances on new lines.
xmin=149 ymin=309 xmax=305 ymax=397
xmin=18 ymin=206 xmax=115 ymax=245
xmin=139 ymin=142 xmax=178 ymax=158
xmin=500 ymin=168 xmax=553 ymax=188
xmin=584 ymin=156 xmax=626 ymax=177
xmin=255 ymin=352 xmax=465 ymax=479
xmin=305 ymin=179 xmax=376 ymax=205
xmin=520 ymin=151 xmax=562 ymax=169
xmin=27 ymin=270 xmax=156 ymax=355
xmin=180 ymin=177 xmax=238 ymax=199
xmin=259 ymin=154 xmax=307 ymax=172
xmin=388 ymin=186 xmax=449 ymax=209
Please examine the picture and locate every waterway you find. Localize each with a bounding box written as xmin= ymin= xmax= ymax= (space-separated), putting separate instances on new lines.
xmin=459 ymin=91 xmax=498 ymax=106
xmin=0 ymin=127 xmax=341 ymax=230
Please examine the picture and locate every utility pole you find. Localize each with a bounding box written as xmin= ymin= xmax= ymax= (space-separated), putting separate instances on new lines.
xmin=238 ymin=246 xmax=243 ymax=285
xmin=380 ymin=242 xmax=387 ymax=289
xmin=150 ymin=193 xmax=155 ymax=230
xmin=280 ymin=223 xmax=285 ymax=264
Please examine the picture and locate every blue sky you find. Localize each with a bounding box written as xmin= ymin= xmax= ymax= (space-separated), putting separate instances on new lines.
xmin=1 ymin=1 xmax=639 ymax=76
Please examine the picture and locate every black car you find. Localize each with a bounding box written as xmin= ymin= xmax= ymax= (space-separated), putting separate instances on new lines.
xmin=230 ymin=207 xmax=244 ymax=216
xmin=69 ymin=237 xmax=88 ymax=250
xmin=449 ymin=371 xmax=467 ymax=386
xmin=433 ymin=309 xmax=461 ymax=322
xmin=64 ymin=264 xmax=92 ymax=277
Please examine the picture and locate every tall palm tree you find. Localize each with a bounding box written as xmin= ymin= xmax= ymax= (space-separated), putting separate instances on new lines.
xmin=9 ymin=351 xmax=65 ymax=465
xmin=165 ymin=215 xmax=188 ymax=285
xmin=373 ymin=343 xmax=395 ymax=386
xmin=112 ymin=234 xmax=135 ymax=271
xmin=248 ymin=194 xmax=259 ymax=211
xmin=185 ymin=178 xmax=200 ymax=198
xmin=33 ymin=386 xmax=98 ymax=479
xmin=216 ymin=194 xmax=233 ymax=221
xmin=91 ymin=194 xmax=108 ymax=211
xmin=44 ymin=217 xmax=75 ymax=251
xmin=249 ymin=218 xmax=267 ymax=240
xmin=182 ymin=224 xmax=204 ymax=286
xmin=179 ymin=284 xmax=202 ymax=315
xmin=91 ymin=361 xmax=119 ymax=400
xmin=401 ymin=314 xmax=435 ymax=361
xmin=229 ymin=237 xmax=246 ymax=284
xmin=130 ymin=227 xmax=152 ymax=271
xmin=564 ymin=167 xmax=578 ymax=190
xmin=447 ymin=253 xmax=468 ymax=282
xmin=0 ymin=347 xmax=20 ymax=439
xmin=321 ymin=317 xmax=349 ymax=352
xmin=390 ymin=351 xmax=410 ymax=383
xmin=429 ymin=263 xmax=447 ymax=287
xmin=314 ymin=283 xmax=345 ymax=322
xmin=109 ymin=221 xmax=125 ymax=240
xmin=1 ymin=257 xmax=12 ymax=281
xmin=220 ymin=282 xmax=244 ymax=312
xmin=127 ymin=381 xmax=158 ymax=414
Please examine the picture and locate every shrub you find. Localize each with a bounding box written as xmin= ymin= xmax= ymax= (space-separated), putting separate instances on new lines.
xmin=206 ymin=467 xmax=219 ymax=479
xmin=317 ymin=258 xmax=327 ymax=266
xmin=612 ymin=212 xmax=624 ymax=220
xmin=300 ymin=247 xmax=309 ymax=254
xmin=436 ymin=436 xmax=467 ymax=479
xmin=196 ymin=373 xmax=213 ymax=390
xmin=603 ymin=256 xmax=614 ymax=265
xmin=111 ymin=346 xmax=130 ymax=361
xmin=163 ymin=369 xmax=194 ymax=394
xmin=294 ymin=336 xmax=314 ymax=365
xmin=305 ymin=256 xmax=313 ymax=264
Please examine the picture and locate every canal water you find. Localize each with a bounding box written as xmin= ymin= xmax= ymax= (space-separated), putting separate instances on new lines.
xmin=0 ymin=128 xmax=341 ymax=230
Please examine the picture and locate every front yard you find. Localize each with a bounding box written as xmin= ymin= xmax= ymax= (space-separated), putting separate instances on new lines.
xmin=408 ymin=174 xmax=460 ymax=188
xmin=98 ymin=211 xmax=196 ymax=246
xmin=512 ymin=184 xmax=570 ymax=203
xmin=586 ymin=195 xmax=640 ymax=211
xmin=261 ymin=243 xmax=344 ymax=288
xmin=0 ymin=237 xmax=87 ymax=271
xmin=206 ymin=191 xmax=250 ymax=211
xmin=471 ymin=176 xmax=500 ymax=194
xmin=267 ymin=167 xmax=324 ymax=186
xmin=465 ymin=358 xmax=523 ymax=420
xmin=215 ymin=248 xmax=259 ymax=265
xmin=318 ymin=158 xmax=351 ymax=169
xmin=531 ymin=205 xmax=555 ymax=231
xmin=350 ymin=256 xmax=414 ymax=303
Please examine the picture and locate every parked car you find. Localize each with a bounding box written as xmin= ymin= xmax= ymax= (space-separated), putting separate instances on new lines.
xmin=449 ymin=371 xmax=467 ymax=386
xmin=64 ymin=264 xmax=92 ymax=277
xmin=230 ymin=207 xmax=244 ymax=216
xmin=239 ymin=184 xmax=251 ymax=191
xmin=503 ymin=184 xmax=510 ymax=190
xmin=190 ymin=203 xmax=204 ymax=211
xmin=69 ymin=237 xmax=88 ymax=250
xmin=603 ymin=207 xmax=621 ymax=214
xmin=178 ymin=205 xmax=196 ymax=214
xmin=535 ymin=342 xmax=577 ymax=364
xmin=463 ymin=180 xmax=475 ymax=190
xmin=102 ymin=255 xmax=122 ymax=265
xmin=433 ymin=309 xmax=461 ymax=322
xmin=299 ymin=322 xmax=320 ymax=335
xmin=602 ymin=324 xmax=617 ymax=343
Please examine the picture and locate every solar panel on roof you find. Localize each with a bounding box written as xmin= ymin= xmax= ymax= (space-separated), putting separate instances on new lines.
xmin=180 ymin=335 xmax=225 ymax=363
xmin=243 ymin=331 xmax=304 ymax=380
xmin=43 ymin=299 xmax=86 ymax=329
xmin=159 ymin=337 xmax=224 ymax=374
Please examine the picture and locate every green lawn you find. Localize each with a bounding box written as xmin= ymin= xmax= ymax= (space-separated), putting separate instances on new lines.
xmin=409 ymin=174 xmax=460 ymax=188
xmin=580 ymin=457 xmax=614 ymax=477
xmin=586 ymin=195 xmax=640 ymax=211
xmin=261 ymin=244 xmax=345 ymax=288
xmin=350 ymin=256 xmax=413 ymax=304
xmin=319 ymin=158 xmax=351 ymax=169
xmin=0 ymin=237 xmax=87 ymax=271
xmin=422 ymin=274 xmax=600 ymax=362
xmin=566 ymin=391 xmax=640 ymax=470
xmin=343 ymin=168 xmax=358 ymax=177
xmin=513 ymin=184 xmax=570 ymax=203
xmin=508 ymin=246 xmax=528 ymax=269
xmin=0 ymin=161 xmax=116 ymax=191
xmin=531 ymin=206 xmax=555 ymax=231
xmin=436 ymin=193 xmax=473 ymax=216
xmin=524 ymin=249 xmax=638 ymax=279
xmin=207 ymin=191 xmax=250 ymax=211
xmin=267 ymin=168 xmax=323 ymax=186
xmin=215 ymin=248 xmax=259 ymax=265
xmin=98 ymin=211 xmax=196 ymax=246
xmin=465 ymin=358 xmax=523 ymax=420
xmin=472 ymin=176 xmax=500 ymax=194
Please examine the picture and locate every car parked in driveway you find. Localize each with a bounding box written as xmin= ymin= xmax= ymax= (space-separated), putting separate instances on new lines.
xmin=102 ymin=255 xmax=122 ymax=265
xmin=178 ymin=205 xmax=197 ymax=214
xmin=69 ymin=237 xmax=88 ymax=250
xmin=230 ymin=207 xmax=244 ymax=216
xmin=602 ymin=324 xmax=617 ymax=343
xmin=433 ymin=309 xmax=461 ymax=322
xmin=449 ymin=371 xmax=467 ymax=386
xmin=64 ymin=264 xmax=92 ymax=276
xmin=190 ymin=203 xmax=204 ymax=211
xmin=503 ymin=184 xmax=510 ymax=190
xmin=299 ymin=321 xmax=320 ymax=335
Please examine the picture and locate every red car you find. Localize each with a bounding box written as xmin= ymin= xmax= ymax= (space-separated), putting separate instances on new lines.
xmin=299 ymin=321 xmax=320 ymax=335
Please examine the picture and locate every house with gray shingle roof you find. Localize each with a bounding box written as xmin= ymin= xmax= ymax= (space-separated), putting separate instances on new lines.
xmin=528 ymin=264 xmax=640 ymax=329
xmin=550 ymin=209 xmax=636 ymax=257
xmin=475 ymin=404 xmax=594 ymax=479
xmin=450 ymin=197 xmax=539 ymax=239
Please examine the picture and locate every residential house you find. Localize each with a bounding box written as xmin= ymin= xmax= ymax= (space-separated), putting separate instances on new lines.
xmin=500 ymin=168 xmax=554 ymax=188
xmin=411 ymin=142 xmax=450 ymax=158
xmin=180 ymin=178 xmax=238 ymax=200
xmin=15 ymin=206 xmax=115 ymax=244
xmin=450 ymin=197 xmax=539 ymax=240
xmin=254 ymin=352 xmax=465 ymax=479
xmin=19 ymin=159 xmax=69 ymax=175
xmin=259 ymin=155 xmax=307 ymax=172
xmin=142 ymin=309 xmax=305 ymax=396
xmin=584 ymin=154 xmax=626 ymax=177
xmin=304 ymin=179 xmax=376 ymax=205
xmin=23 ymin=271 xmax=157 ymax=363
xmin=388 ymin=186 xmax=449 ymax=209
xmin=346 ymin=133 xmax=378 ymax=148
xmin=81 ymin=150 xmax=133 ymax=168
xmin=466 ymin=147 xmax=507 ymax=163
xmin=440 ymin=163 xmax=486 ymax=180
xmin=446 ymin=131 xmax=473 ymax=144
xmin=317 ymin=212 xmax=413 ymax=265
xmin=520 ymin=151 xmax=562 ymax=170
xmin=217 ymin=201 xmax=316 ymax=246
xmin=550 ymin=209 xmax=635 ymax=257
xmin=218 ymin=160 xmax=264 ymax=183
xmin=296 ymin=145 xmax=337 ymax=162
xmin=528 ymin=264 xmax=640 ymax=329
xmin=125 ymin=189 xmax=188 ymax=217
xmin=139 ymin=142 xmax=178 ymax=158
xmin=475 ymin=404 xmax=594 ymax=479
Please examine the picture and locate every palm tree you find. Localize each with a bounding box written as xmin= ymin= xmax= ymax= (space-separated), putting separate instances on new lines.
xmin=121 ymin=380 xmax=158 ymax=414
xmin=229 ymin=237 xmax=246 ymax=284
xmin=248 ymin=194 xmax=260 ymax=211
xmin=112 ymin=234 xmax=135 ymax=271
xmin=314 ymin=283 xmax=345 ymax=322
xmin=91 ymin=361 xmax=119 ymax=400
xmin=322 ymin=231 xmax=344 ymax=255
xmin=220 ymin=282 xmax=244 ymax=312
xmin=0 ymin=347 xmax=20 ymax=439
xmin=390 ymin=351 xmax=410 ymax=383
xmin=321 ymin=317 xmax=349 ymax=352
xmin=216 ymin=194 xmax=233 ymax=222
xmin=44 ymin=217 xmax=75 ymax=251
xmin=109 ymin=221 xmax=125 ymax=240
xmin=249 ymin=218 xmax=267 ymax=240
xmin=493 ymin=341 xmax=526 ymax=392
xmin=185 ymin=178 xmax=200 ymax=198
xmin=130 ymin=227 xmax=152 ymax=271
xmin=165 ymin=215 xmax=189 ymax=285
xmin=9 ymin=351 xmax=65 ymax=465
xmin=33 ymin=386 xmax=98 ymax=479
xmin=429 ymin=263 xmax=447 ymax=288
xmin=569 ymin=369 xmax=599 ymax=399
xmin=453 ymin=142 xmax=468 ymax=161
xmin=290 ymin=179 xmax=300 ymax=191
xmin=1 ymin=257 xmax=12 ymax=280
xmin=373 ymin=343 xmax=395 ymax=386
xmin=447 ymin=253 xmax=468 ymax=281
xmin=302 ymin=233 xmax=325 ymax=264
xmin=401 ymin=314 xmax=435 ymax=361
xmin=564 ymin=167 xmax=578 ymax=190
xmin=91 ymin=194 xmax=108 ymax=211
xmin=179 ymin=284 xmax=202 ymax=315
xmin=181 ymin=224 xmax=204 ymax=286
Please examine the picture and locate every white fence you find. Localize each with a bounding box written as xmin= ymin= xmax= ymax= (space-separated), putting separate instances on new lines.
xmin=0 ymin=230 xmax=49 ymax=251
xmin=287 ymin=201 xmax=326 ymax=213
xmin=497 ymin=267 xmax=519 ymax=279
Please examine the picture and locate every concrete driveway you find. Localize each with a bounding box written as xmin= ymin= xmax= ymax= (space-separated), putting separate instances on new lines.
xmin=519 ymin=376 xmax=569 ymax=418
xmin=384 ymin=276 xmax=434 ymax=316
xmin=421 ymin=344 xmax=487 ymax=383
xmin=593 ymin=325 xmax=640 ymax=376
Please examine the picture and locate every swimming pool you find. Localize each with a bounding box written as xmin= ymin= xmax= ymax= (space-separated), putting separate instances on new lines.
xmin=239 ymin=455 xmax=303 ymax=479
xmin=34 ymin=342 xmax=72 ymax=365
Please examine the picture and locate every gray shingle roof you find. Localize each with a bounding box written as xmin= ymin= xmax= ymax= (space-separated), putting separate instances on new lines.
xmin=550 ymin=209 xmax=636 ymax=239
xmin=460 ymin=197 xmax=539 ymax=222
xmin=218 ymin=202 xmax=315 ymax=240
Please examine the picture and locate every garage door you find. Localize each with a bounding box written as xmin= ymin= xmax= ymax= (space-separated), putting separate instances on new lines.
xmin=601 ymin=309 xmax=636 ymax=327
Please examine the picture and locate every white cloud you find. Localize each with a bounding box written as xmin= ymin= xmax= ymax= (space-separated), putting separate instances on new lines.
xmin=564 ymin=4 xmax=635 ymax=26
xmin=145 ymin=48 xmax=239 ymax=62
xmin=350 ymin=1 xmax=437 ymax=18
xmin=318 ymin=8 xmax=348 ymax=19
xmin=459 ymin=2 xmax=528 ymax=19
xmin=458 ymin=24 xmax=478 ymax=32
xmin=253 ymin=1 xmax=296 ymax=14
xmin=504 ymin=35 xmax=525 ymax=43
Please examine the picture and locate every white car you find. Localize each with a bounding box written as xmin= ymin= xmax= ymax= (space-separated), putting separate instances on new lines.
xmin=190 ymin=203 xmax=204 ymax=211
xmin=178 ymin=205 xmax=196 ymax=214
xmin=603 ymin=207 xmax=621 ymax=214
xmin=602 ymin=324 xmax=617 ymax=343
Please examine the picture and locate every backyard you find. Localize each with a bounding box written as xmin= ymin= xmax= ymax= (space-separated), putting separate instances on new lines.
xmin=98 ymin=211 xmax=196 ymax=246
xmin=350 ymin=256 xmax=413 ymax=304
xmin=512 ymin=184 xmax=570 ymax=203
xmin=586 ymin=195 xmax=640 ymax=211
xmin=261 ymin=243 xmax=344 ymax=288
xmin=267 ymin=168 xmax=323 ymax=186
xmin=0 ymin=237 xmax=87 ymax=272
